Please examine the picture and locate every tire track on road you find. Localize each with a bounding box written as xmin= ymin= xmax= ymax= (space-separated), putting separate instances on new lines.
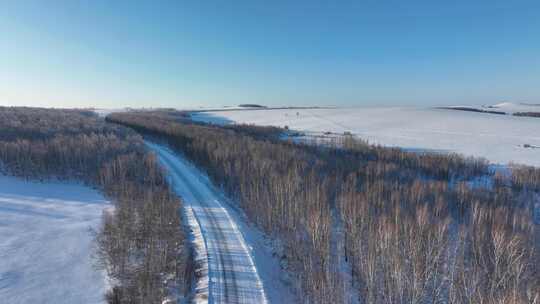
xmin=148 ymin=143 xmax=266 ymax=304
xmin=171 ymin=163 xmax=239 ymax=303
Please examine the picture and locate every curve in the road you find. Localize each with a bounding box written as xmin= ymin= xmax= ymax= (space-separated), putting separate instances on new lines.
xmin=147 ymin=142 xmax=267 ymax=304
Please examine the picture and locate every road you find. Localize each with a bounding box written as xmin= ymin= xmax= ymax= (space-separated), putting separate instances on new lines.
xmin=146 ymin=142 xmax=267 ymax=304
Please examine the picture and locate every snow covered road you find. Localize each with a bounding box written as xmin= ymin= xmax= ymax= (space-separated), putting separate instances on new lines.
xmin=147 ymin=142 xmax=268 ymax=304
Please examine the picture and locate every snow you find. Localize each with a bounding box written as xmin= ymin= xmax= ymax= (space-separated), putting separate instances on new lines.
xmin=147 ymin=142 xmax=295 ymax=304
xmin=486 ymin=102 xmax=540 ymax=114
xmin=184 ymin=203 xmax=210 ymax=303
xmin=191 ymin=106 xmax=540 ymax=167
xmin=330 ymin=209 xmax=360 ymax=304
xmin=0 ymin=175 xmax=109 ymax=304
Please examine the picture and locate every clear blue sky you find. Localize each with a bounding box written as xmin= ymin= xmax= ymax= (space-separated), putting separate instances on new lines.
xmin=1 ymin=1 xmax=539 ymax=108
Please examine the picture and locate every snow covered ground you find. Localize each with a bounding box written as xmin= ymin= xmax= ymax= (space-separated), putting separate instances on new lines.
xmin=0 ymin=175 xmax=109 ymax=304
xmin=147 ymin=142 xmax=295 ymax=304
xmin=191 ymin=106 xmax=540 ymax=167
xmin=475 ymin=102 xmax=540 ymax=114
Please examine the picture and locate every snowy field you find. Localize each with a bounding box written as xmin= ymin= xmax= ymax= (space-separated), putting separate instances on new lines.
xmin=0 ymin=175 xmax=109 ymax=304
xmin=191 ymin=105 xmax=540 ymax=167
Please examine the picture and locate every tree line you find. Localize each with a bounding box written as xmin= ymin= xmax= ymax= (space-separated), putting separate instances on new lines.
xmin=514 ymin=112 xmax=540 ymax=118
xmin=0 ymin=107 xmax=191 ymax=304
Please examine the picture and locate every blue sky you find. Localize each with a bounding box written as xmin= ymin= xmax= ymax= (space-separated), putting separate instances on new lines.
xmin=1 ymin=1 xmax=539 ymax=108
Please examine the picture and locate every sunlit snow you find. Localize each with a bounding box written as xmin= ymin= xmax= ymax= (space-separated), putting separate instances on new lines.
xmin=191 ymin=106 xmax=540 ymax=166
xmin=0 ymin=175 xmax=109 ymax=304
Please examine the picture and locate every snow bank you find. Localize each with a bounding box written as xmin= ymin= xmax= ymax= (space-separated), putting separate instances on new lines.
xmin=184 ymin=205 xmax=210 ymax=303
xmin=0 ymin=175 xmax=109 ymax=304
xmin=488 ymin=102 xmax=540 ymax=114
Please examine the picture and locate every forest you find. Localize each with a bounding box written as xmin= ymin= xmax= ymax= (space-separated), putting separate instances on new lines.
xmin=0 ymin=107 xmax=191 ymax=304
xmin=108 ymin=110 xmax=539 ymax=304
xmin=514 ymin=112 xmax=540 ymax=118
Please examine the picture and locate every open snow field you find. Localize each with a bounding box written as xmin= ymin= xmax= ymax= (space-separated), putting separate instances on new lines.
xmin=0 ymin=175 xmax=109 ymax=304
xmin=148 ymin=142 xmax=295 ymax=304
xmin=192 ymin=106 xmax=540 ymax=167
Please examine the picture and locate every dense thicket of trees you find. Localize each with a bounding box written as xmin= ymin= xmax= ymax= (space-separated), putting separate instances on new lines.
xmin=108 ymin=110 xmax=538 ymax=303
xmin=0 ymin=107 xmax=190 ymax=304
xmin=514 ymin=112 xmax=540 ymax=118
xmin=109 ymin=111 xmax=343 ymax=302
xmin=512 ymin=165 xmax=540 ymax=191
xmin=339 ymin=167 xmax=538 ymax=303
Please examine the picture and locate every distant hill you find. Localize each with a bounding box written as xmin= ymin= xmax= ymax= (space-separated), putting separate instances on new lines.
xmin=238 ymin=104 xmax=267 ymax=108
xmin=437 ymin=106 xmax=506 ymax=115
